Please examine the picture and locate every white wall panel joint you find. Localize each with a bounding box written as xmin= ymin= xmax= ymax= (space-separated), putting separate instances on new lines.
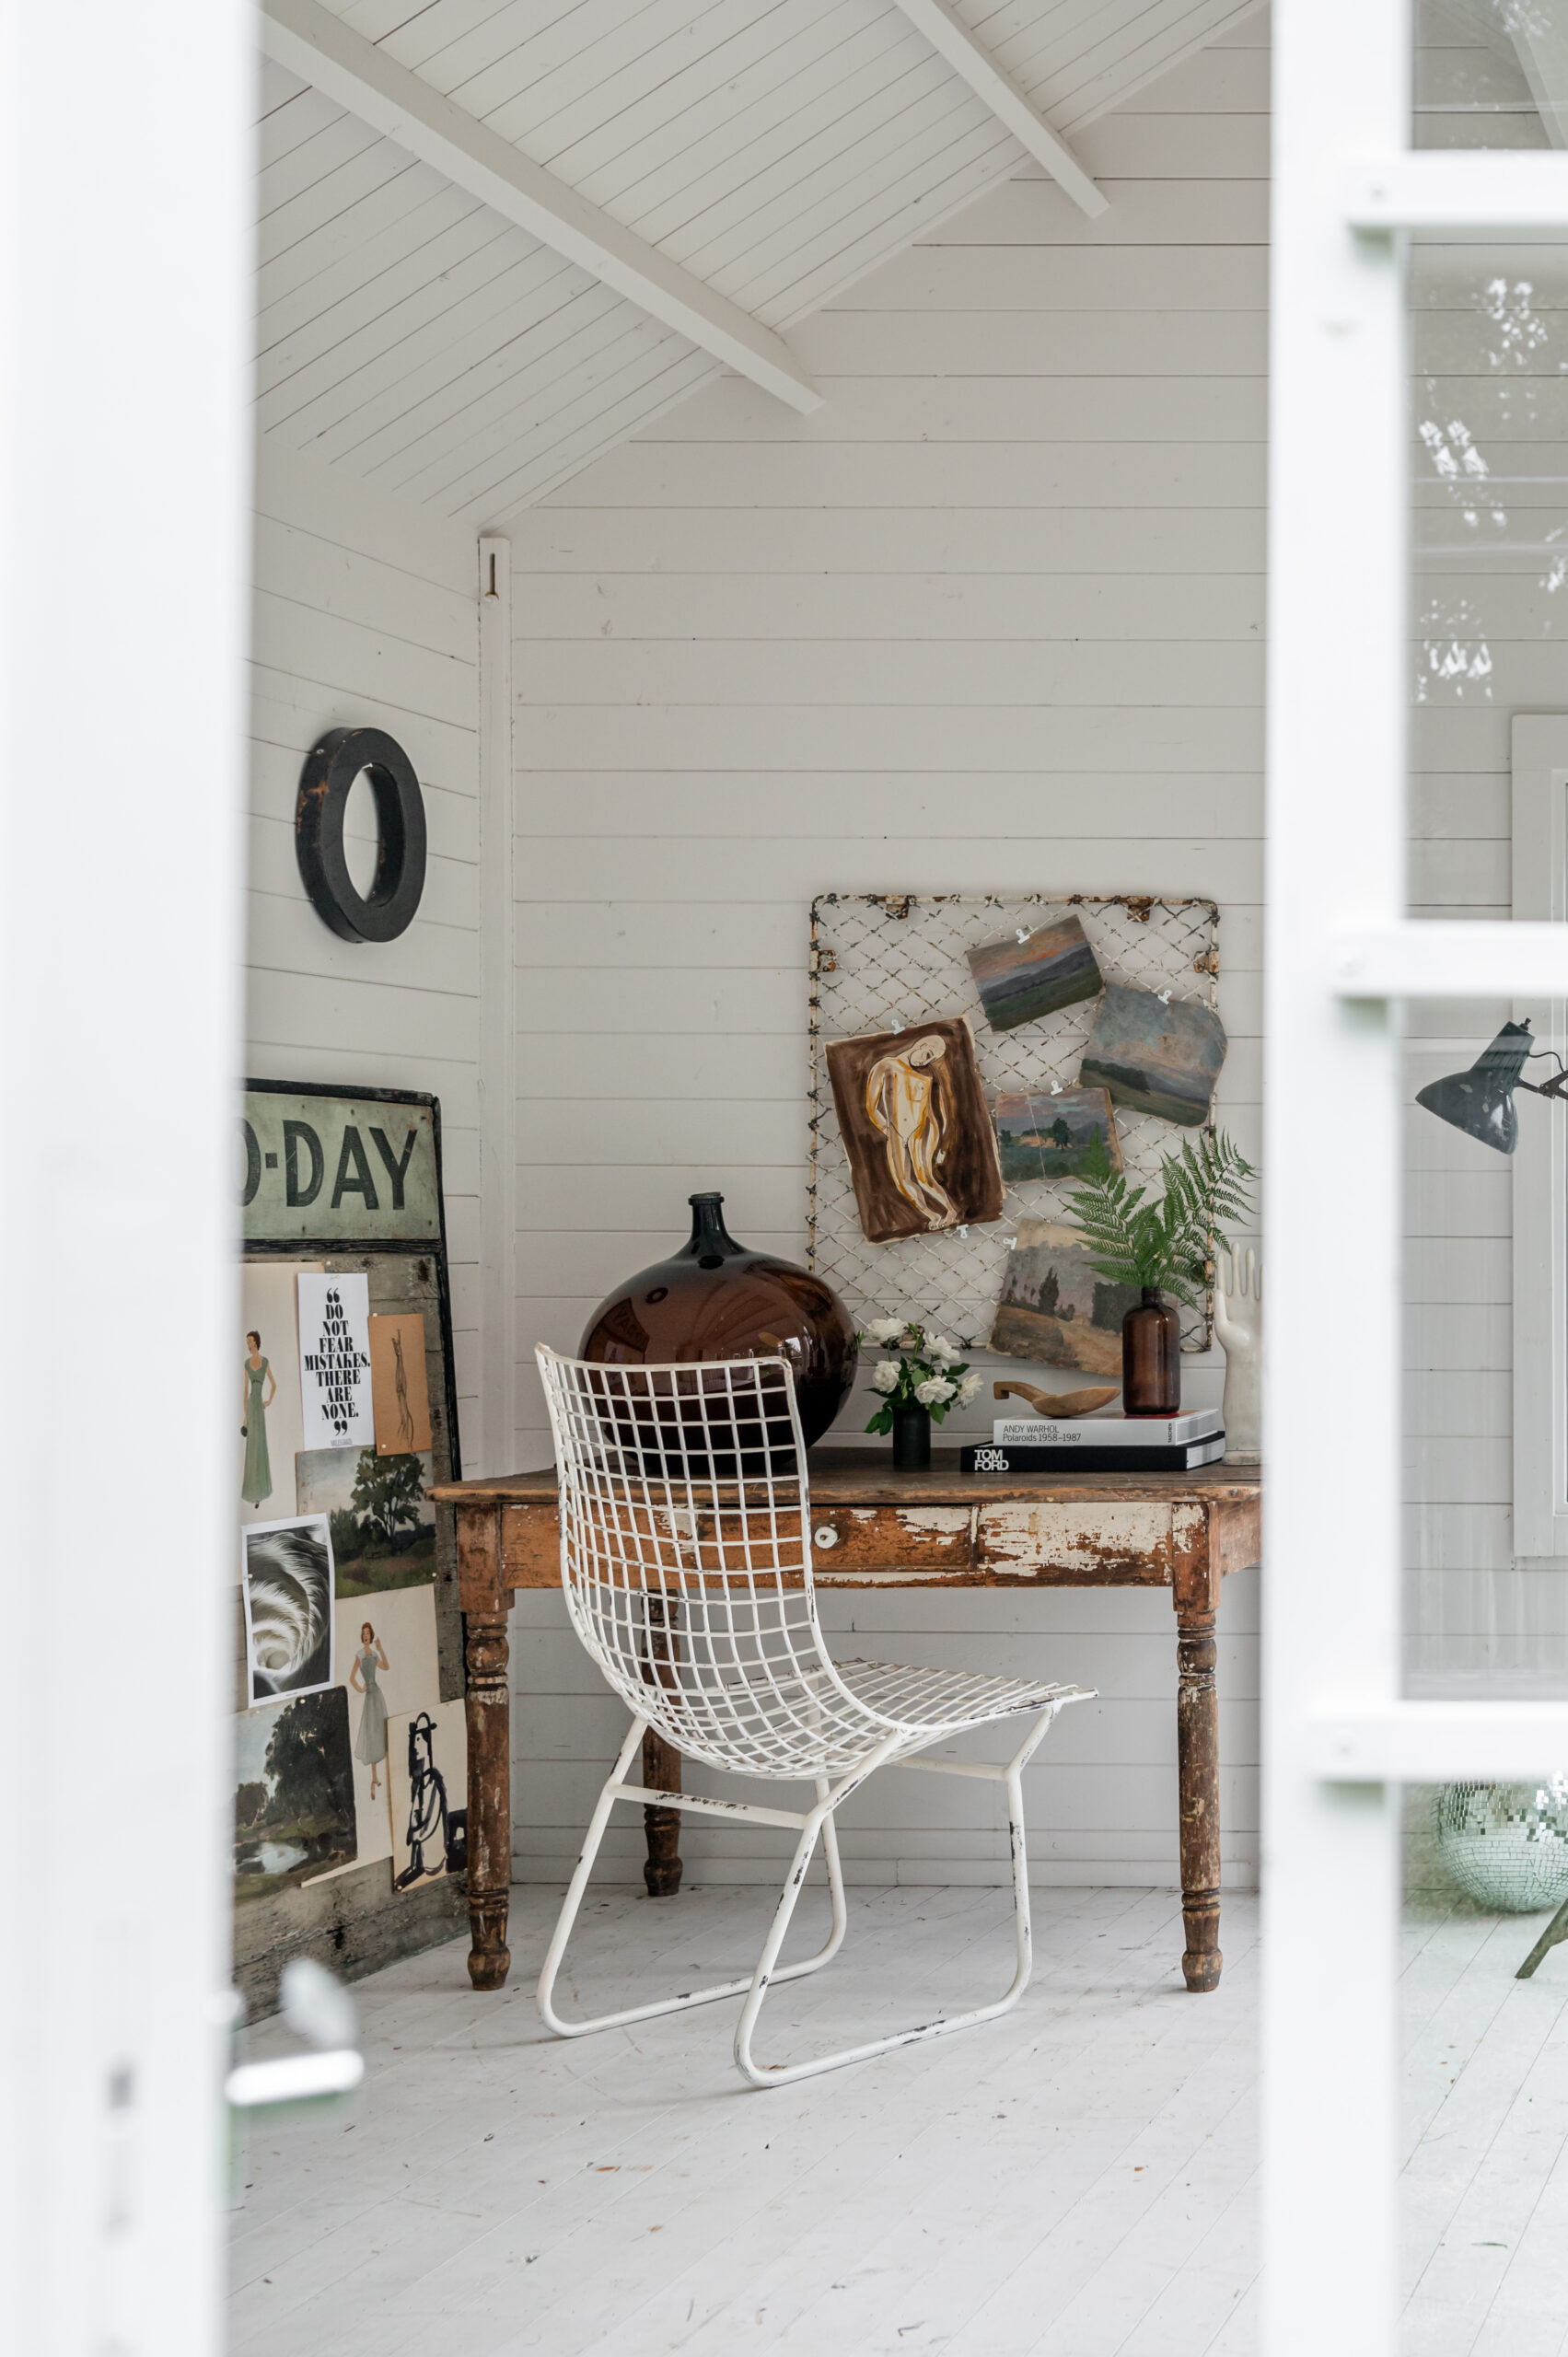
xmin=478 ymin=533 xmax=517 ymax=1479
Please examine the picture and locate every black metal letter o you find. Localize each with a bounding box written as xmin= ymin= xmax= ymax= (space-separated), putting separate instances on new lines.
xmin=295 ymin=726 xmax=427 ymax=944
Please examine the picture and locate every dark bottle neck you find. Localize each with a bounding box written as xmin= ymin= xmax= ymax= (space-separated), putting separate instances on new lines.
xmin=682 ymin=1191 xmax=744 ymax=1263
xmin=1140 ymin=1286 xmax=1164 ymax=1306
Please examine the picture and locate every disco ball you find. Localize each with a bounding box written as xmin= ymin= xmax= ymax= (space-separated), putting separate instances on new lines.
xmin=1432 ymin=1778 xmax=1568 ymax=1912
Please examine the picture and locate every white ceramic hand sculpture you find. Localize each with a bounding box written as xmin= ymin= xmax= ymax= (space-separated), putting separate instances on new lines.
xmin=1213 ymin=1248 xmax=1261 ymax=1463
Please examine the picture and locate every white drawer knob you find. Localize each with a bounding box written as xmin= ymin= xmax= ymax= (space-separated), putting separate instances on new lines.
xmin=813 ymin=1524 xmax=839 ymax=1549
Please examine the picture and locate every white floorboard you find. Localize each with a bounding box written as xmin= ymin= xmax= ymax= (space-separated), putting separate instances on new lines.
xmin=228 ymin=1884 xmax=1568 ymax=2355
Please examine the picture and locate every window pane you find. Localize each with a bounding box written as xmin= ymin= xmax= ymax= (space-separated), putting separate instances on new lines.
xmin=1404 ymin=110 xmax=1568 ymax=2339
xmin=1402 ymin=995 xmax=1568 ymax=2343
xmin=1415 ymin=0 xmax=1563 ymax=149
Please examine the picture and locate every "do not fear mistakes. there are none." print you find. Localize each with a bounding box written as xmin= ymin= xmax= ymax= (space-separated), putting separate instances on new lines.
xmin=297 ymin=1271 xmax=374 ymax=1448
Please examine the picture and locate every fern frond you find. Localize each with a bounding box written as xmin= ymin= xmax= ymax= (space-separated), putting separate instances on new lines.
xmin=1063 ymin=1125 xmax=1256 ymax=1303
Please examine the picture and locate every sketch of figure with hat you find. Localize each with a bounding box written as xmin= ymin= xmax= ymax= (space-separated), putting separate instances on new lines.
xmin=393 ymin=1709 xmax=466 ymax=1887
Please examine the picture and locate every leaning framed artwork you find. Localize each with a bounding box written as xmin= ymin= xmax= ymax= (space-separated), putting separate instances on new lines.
xmin=233 ymin=1080 xmax=466 ymax=1958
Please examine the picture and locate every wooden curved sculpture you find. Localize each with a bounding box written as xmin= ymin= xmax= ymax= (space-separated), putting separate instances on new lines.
xmin=993 ymin=1380 xmax=1120 ymax=1419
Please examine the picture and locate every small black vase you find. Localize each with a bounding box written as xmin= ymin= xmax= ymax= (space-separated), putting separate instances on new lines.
xmin=892 ymin=1404 xmax=933 ymax=1469
xmin=1121 ymin=1287 xmax=1181 ymax=1416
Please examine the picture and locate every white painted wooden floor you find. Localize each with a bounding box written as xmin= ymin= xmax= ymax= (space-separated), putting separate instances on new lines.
xmin=1400 ymin=1898 xmax=1568 ymax=2357
xmin=228 ymin=1884 xmax=1568 ymax=2357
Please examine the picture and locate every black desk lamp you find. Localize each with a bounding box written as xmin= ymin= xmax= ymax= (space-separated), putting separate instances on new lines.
xmin=1415 ymin=1018 xmax=1568 ymax=1154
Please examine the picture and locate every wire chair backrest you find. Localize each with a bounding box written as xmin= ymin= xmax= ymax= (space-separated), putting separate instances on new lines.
xmin=538 ymin=1346 xmax=854 ymax=1778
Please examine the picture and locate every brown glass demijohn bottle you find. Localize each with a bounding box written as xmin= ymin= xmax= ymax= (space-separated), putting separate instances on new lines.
xmin=578 ymin=1193 xmax=858 ymax=1448
xmin=1121 ymin=1287 xmax=1180 ymax=1417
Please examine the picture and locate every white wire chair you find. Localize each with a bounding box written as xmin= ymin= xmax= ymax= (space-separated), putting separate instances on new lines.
xmin=535 ymin=1343 xmax=1094 ymax=2087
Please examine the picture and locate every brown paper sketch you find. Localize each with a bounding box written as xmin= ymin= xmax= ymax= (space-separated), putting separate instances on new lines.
xmin=368 ymin=1311 xmax=433 ymax=1456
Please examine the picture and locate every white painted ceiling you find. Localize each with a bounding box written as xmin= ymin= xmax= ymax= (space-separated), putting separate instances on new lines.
xmin=255 ymin=0 xmax=1266 ymax=522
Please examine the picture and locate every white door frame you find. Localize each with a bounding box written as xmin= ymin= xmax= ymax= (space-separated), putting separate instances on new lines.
xmin=1511 ymin=716 xmax=1568 ymax=1563
xmin=1267 ymin=4 xmax=1568 ymax=2349
xmin=0 ymin=5 xmax=252 ymax=2351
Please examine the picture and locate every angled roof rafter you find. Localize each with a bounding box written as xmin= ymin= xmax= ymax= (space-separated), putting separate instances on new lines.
xmin=258 ymin=0 xmax=823 ymax=414
xmin=885 ymin=0 xmax=1108 ymax=218
xmin=1510 ymin=12 xmax=1568 ymax=148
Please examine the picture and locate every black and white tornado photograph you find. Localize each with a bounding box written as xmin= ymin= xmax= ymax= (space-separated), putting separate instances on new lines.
xmin=240 ymin=1514 xmax=335 ymax=1706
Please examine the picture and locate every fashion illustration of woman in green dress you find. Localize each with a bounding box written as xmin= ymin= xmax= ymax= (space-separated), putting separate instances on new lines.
xmin=350 ymin=1621 xmax=391 ymax=1795
xmin=240 ymin=1330 xmax=276 ymax=1509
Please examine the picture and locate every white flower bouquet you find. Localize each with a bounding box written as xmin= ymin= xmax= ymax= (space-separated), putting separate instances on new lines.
xmin=858 ymin=1317 xmax=983 ymax=1435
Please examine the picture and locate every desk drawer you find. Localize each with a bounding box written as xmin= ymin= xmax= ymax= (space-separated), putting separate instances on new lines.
xmin=502 ymin=1503 xmax=562 ymax=1588
xmin=977 ymin=1501 xmax=1174 ymax=1582
xmin=809 ymin=1505 xmax=974 ymax=1580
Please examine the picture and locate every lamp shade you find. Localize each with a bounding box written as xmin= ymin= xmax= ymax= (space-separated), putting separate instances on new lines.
xmin=1414 ymin=1021 xmax=1535 ymax=1155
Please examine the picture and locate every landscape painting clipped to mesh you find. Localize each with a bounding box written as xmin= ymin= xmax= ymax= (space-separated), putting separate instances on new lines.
xmin=991 ymin=1219 xmax=1141 ymax=1374
xmin=1078 ymin=984 xmax=1227 ymax=1128
xmin=809 ymin=896 xmax=1220 ymax=1346
xmin=967 ymin=912 xmax=1102 ymax=1031
xmin=993 ymin=1086 xmax=1122 ymax=1184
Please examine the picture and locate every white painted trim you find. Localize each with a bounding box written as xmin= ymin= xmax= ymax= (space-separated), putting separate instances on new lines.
xmin=1332 ymin=920 xmax=1568 ymax=995
xmin=258 ymin=0 xmax=822 ymax=417
xmin=1271 ymin=15 xmax=1568 ymax=2350
xmin=1311 ymin=1701 xmax=1568 ymax=1780
xmin=0 ymin=0 xmax=250 ymax=2346
xmin=884 ymin=0 xmax=1107 ymax=218
xmin=1346 ymin=151 xmax=1568 ymax=228
xmin=478 ymin=535 xmax=517 ymax=1481
xmin=1266 ymin=3 xmax=1410 ymax=2348
xmin=1512 ymin=716 xmax=1568 ymax=1560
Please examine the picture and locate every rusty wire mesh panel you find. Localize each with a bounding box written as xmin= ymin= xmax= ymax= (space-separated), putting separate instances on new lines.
xmin=807 ymin=894 xmax=1221 ymax=1351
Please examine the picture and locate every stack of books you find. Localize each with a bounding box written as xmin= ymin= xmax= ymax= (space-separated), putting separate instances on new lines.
xmin=960 ymin=1404 xmax=1225 ymax=1474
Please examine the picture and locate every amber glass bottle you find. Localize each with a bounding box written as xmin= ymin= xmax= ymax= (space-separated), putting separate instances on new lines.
xmin=1121 ymin=1287 xmax=1180 ymax=1416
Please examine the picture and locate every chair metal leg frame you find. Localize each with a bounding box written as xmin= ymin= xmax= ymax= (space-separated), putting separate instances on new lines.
xmin=538 ymin=1704 xmax=1066 ymax=2089
xmin=536 ymin=1715 xmax=864 ymax=2040
xmin=733 ymin=1701 xmax=1062 ymax=2088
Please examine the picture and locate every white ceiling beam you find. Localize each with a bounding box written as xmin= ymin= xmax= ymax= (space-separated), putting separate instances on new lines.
xmin=1510 ymin=16 xmax=1568 ymax=149
xmin=259 ymin=0 xmax=821 ymax=414
xmin=886 ymin=0 xmax=1107 ymax=218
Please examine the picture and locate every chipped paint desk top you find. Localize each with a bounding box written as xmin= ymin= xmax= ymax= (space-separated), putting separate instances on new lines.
xmin=430 ymin=1450 xmax=1260 ymax=1596
xmin=434 ymin=1452 xmax=1260 ymax=1999
xmin=433 ymin=1449 xmax=1260 ymax=1508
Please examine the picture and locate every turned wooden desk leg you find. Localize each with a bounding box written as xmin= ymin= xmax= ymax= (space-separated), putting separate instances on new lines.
xmin=1176 ymin=1600 xmax=1223 ymax=1992
xmin=642 ymin=1596 xmax=683 ymax=1897
xmin=464 ymin=1607 xmax=513 ymax=1990
xmin=642 ymin=1729 xmax=683 ymax=1897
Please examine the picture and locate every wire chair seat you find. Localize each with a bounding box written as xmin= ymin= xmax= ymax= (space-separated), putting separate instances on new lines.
xmin=830 ymin=1656 xmax=1084 ymax=1738
xmin=598 ymin=1654 xmax=1085 ymax=1779
xmin=535 ymin=1344 xmax=1095 ymax=2086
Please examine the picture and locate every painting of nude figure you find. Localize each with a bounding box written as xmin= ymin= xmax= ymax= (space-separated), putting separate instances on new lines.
xmin=824 ymin=1016 xmax=1005 ymax=1246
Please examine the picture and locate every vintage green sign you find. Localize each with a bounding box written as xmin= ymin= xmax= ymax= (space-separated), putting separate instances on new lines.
xmin=241 ymin=1088 xmax=441 ymax=1245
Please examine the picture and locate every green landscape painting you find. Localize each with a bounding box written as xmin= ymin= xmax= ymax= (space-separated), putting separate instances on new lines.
xmin=967 ymin=912 xmax=1102 ymax=1032
xmin=233 ymin=1687 xmax=356 ymax=1903
xmin=1077 ymin=983 xmax=1226 ymax=1127
xmin=989 ymin=1220 xmax=1142 ymax=1373
xmin=296 ymin=1444 xmax=436 ymax=1595
xmin=993 ymin=1086 xmax=1122 ymax=1183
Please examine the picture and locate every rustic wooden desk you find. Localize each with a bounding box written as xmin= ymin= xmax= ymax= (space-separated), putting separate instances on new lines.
xmin=429 ymin=1451 xmax=1261 ymax=1998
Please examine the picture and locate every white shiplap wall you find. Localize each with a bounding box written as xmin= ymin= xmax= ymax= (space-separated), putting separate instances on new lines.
xmin=507 ymin=22 xmax=1267 ymax=1887
xmin=246 ymin=444 xmax=483 ymax=1440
